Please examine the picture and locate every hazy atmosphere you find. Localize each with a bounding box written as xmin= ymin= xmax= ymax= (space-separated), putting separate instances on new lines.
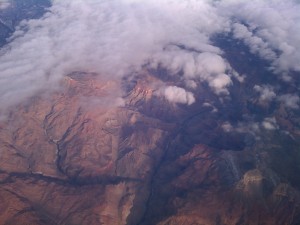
xmin=1 ymin=1 xmax=300 ymax=224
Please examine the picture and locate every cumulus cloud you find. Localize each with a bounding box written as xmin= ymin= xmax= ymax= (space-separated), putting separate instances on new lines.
xmin=0 ymin=0 xmax=230 ymax=113
xmin=232 ymin=22 xmax=277 ymax=60
xmin=208 ymin=73 xmax=232 ymax=95
xmin=254 ymin=85 xmax=276 ymax=101
xmin=262 ymin=117 xmax=278 ymax=130
xmin=151 ymin=50 xmax=233 ymax=95
xmin=163 ymin=86 xmax=195 ymax=105
xmin=219 ymin=0 xmax=300 ymax=73
xmin=0 ymin=0 xmax=299 ymax=114
xmin=279 ymin=94 xmax=300 ymax=109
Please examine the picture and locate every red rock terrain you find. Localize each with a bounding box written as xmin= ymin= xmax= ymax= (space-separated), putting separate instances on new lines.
xmin=1 ymin=71 xmax=300 ymax=225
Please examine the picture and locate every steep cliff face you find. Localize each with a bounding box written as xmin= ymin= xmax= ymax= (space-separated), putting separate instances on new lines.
xmin=0 ymin=70 xmax=300 ymax=225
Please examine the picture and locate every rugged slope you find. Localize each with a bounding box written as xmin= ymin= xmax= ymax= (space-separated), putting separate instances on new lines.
xmin=1 ymin=1 xmax=300 ymax=225
xmin=0 ymin=68 xmax=300 ymax=225
xmin=0 ymin=72 xmax=171 ymax=225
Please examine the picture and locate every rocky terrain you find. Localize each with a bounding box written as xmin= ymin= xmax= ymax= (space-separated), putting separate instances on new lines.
xmin=0 ymin=61 xmax=300 ymax=225
xmin=1 ymin=1 xmax=300 ymax=225
xmin=0 ymin=72 xmax=170 ymax=224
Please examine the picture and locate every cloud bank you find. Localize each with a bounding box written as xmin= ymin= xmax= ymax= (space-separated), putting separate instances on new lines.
xmin=0 ymin=0 xmax=299 ymax=113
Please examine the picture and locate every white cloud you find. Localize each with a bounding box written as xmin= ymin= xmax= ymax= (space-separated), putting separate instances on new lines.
xmin=151 ymin=50 xmax=233 ymax=95
xmin=0 ymin=0 xmax=300 ymax=115
xmin=163 ymin=86 xmax=195 ymax=105
xmin=203 ymin=102 xmax=218 ymax=112
xmin=219 ymin=0 xmax=300 ymax=73
xmin=279 ymin=94 xmax=300 ymax=109
xmin=185 ymin=80 xmax=197 ymax=89
xmin=0 ymin=0 xmax=229 ymax=114
xmin=262 ymin=117 xmax=278 ymax=130
xmin=208 ymin=73 xmax=232 ymax=95
xmin=254 ymin=85 xmax=276 ymax=101
xmin=232 ymin=23 xmax=276 ymax=60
